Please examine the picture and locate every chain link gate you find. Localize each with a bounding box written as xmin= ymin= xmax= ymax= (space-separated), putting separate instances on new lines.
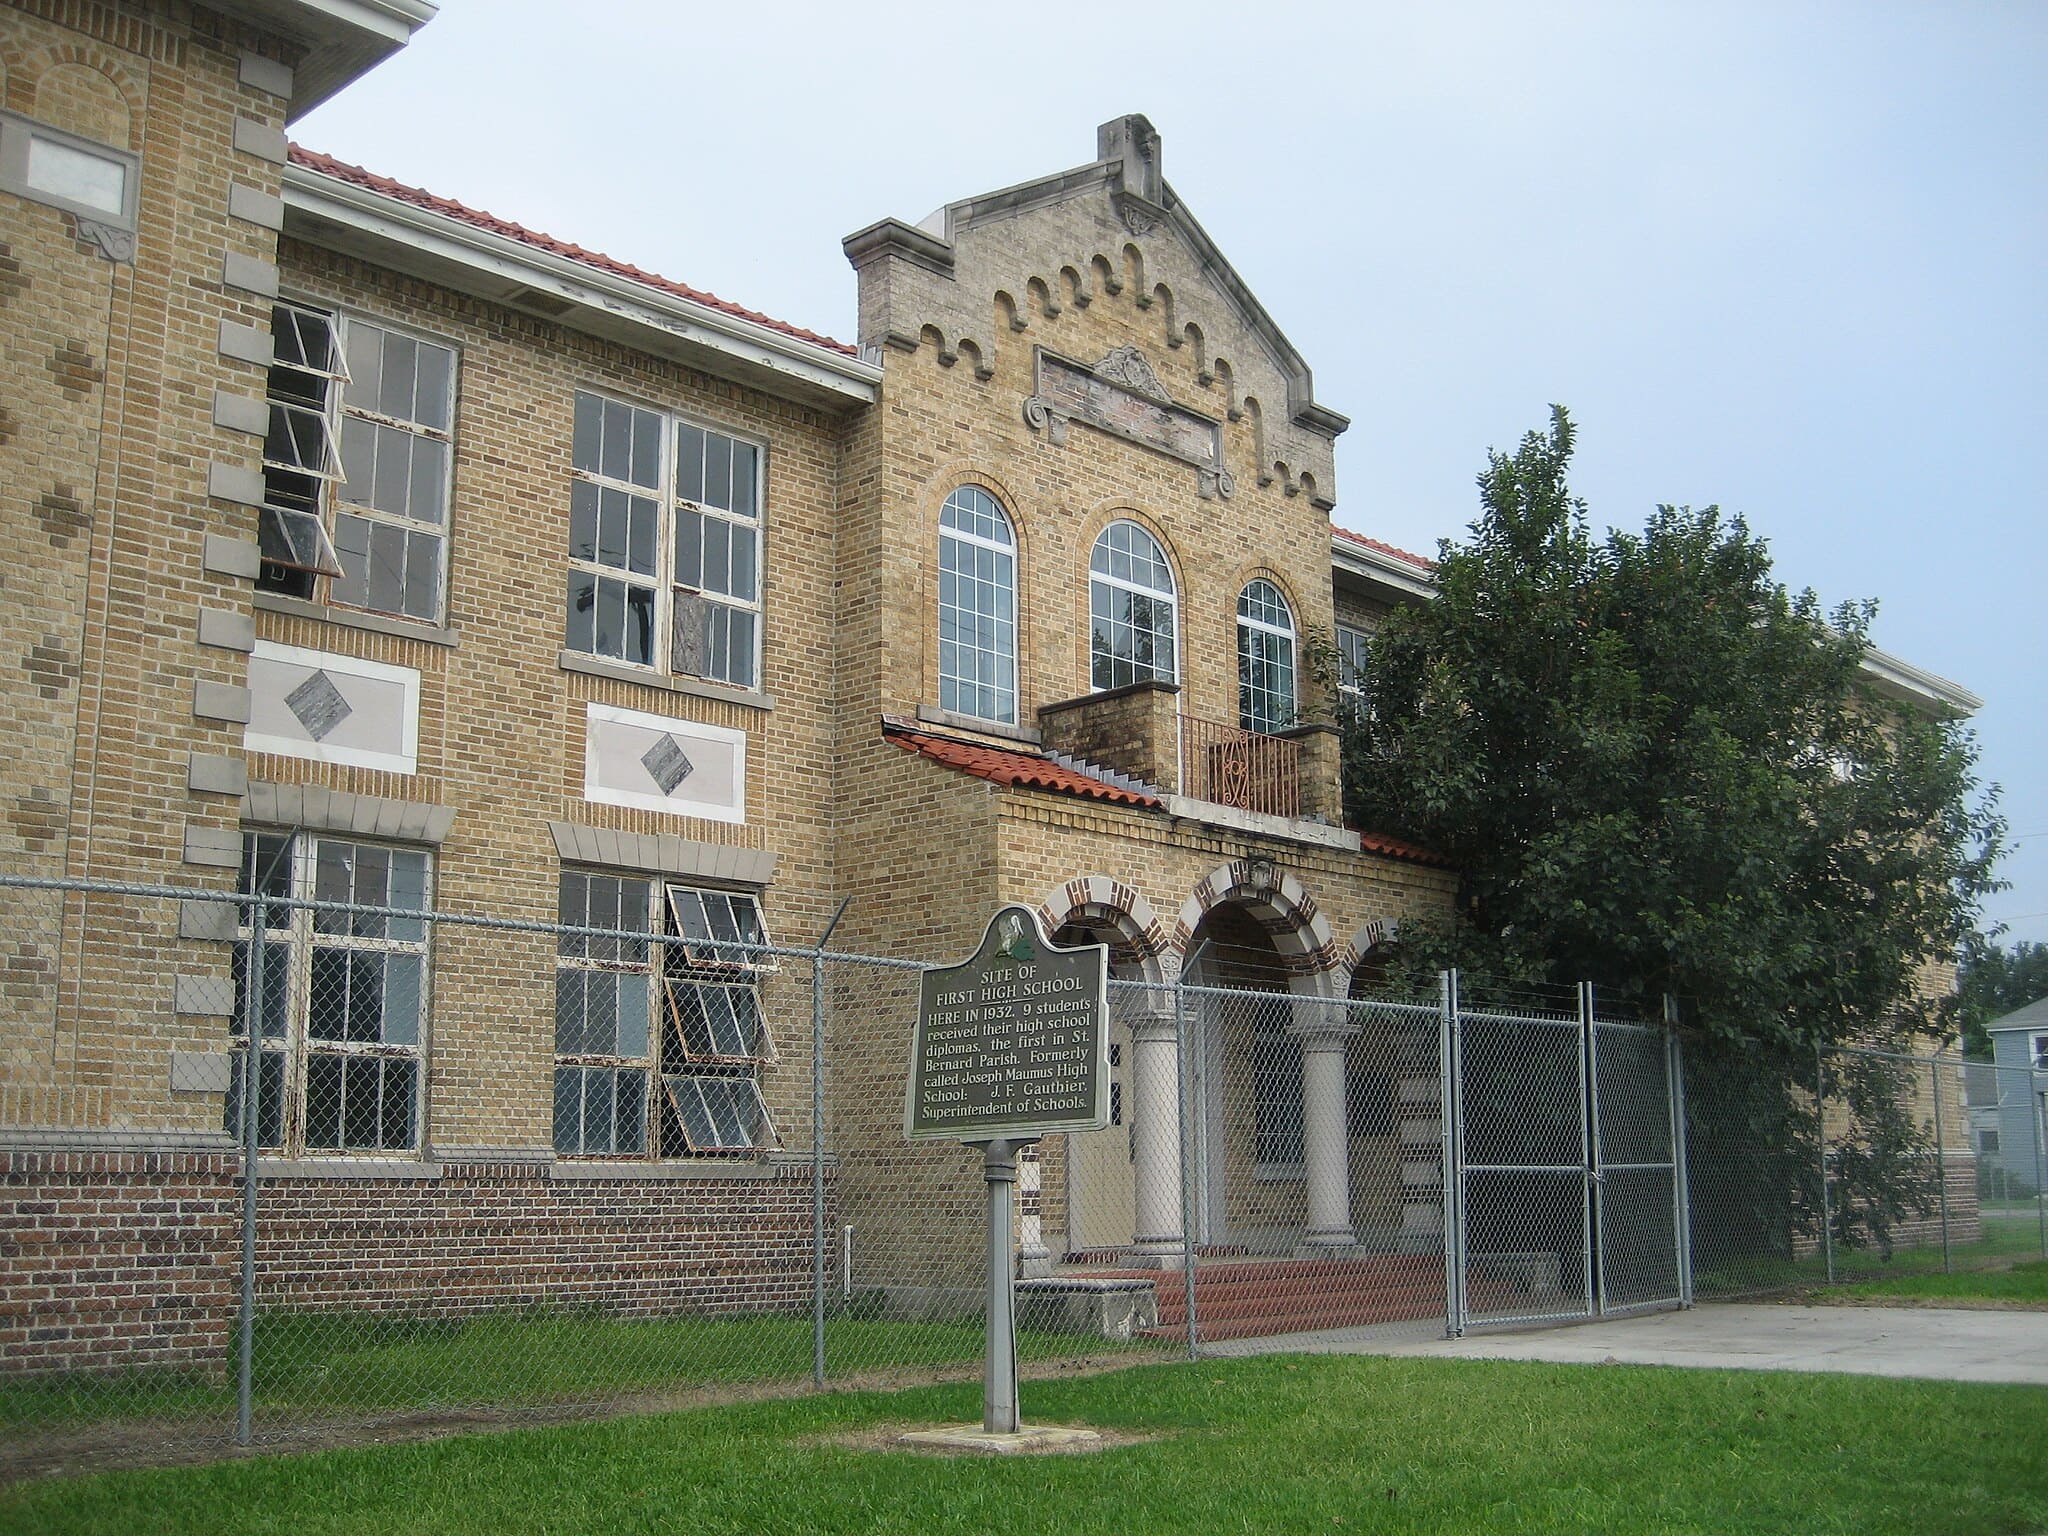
xmin=1444 ymin=976 xmax=1689 ymax=1334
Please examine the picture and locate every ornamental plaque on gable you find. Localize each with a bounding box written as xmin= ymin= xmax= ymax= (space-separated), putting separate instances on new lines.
xmin=1024 ymin=346 xmax=1237 ymax=500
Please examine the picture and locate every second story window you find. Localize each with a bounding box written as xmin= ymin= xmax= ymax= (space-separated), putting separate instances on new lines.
xmin=566 ymin=392 xmax=761 ymax=690
xmin=936 ymin=486 xmax=1016 ymax=724
xmin=1335 ymin=623 xmax=1370 ymax=715
xmin=257 ymin=302 xmax=457 ymax=627
xmin=1090 ymin=521 xmax=1178 ymax=690
xmin=1237 ymin=579 xmax=1297 ymax=735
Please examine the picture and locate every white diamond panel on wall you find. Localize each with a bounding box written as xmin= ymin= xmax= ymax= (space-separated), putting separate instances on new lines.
xmin=245 ymin=641 xmax=420 ymax=775
xmin=583 ymin=702 xmax=746 ymax=824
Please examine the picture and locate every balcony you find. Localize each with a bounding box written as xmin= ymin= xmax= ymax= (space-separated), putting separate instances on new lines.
xmin=1180 ymin=714 xmax=1301 ymax=820
xmin=1035 ymin=684 xmax=1349 ymax=843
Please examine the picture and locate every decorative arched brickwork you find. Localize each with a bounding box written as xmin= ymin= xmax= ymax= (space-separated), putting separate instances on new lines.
xmin=1035 ymin=874 xmax=1169 ymax=985
xmin=1171 ymin=859 xmax=1341 ymax=996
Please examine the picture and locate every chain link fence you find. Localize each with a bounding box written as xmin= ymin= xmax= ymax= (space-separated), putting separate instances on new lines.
xmin=3 ymin=873 xmax=2043 ymax=1472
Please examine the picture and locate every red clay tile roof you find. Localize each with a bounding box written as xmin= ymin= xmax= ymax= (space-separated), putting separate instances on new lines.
xmin=883 ymin=718 xmax=1451 ymax=866
xmin=287 ymin=146 xmax=858 ymax=359
xmin=1333 ymin=526 xmax=1437 ymax=572
xmin=883 ymin=719 xmax=1162 ymax=808
xmin=1352 ymin=830 xmax=1452 ymax=868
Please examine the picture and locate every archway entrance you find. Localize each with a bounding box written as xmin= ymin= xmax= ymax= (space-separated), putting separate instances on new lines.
xmin=1053 ymin=912 xmax=1144 ymax=1254
xmin=1185 ymin=902 xmax=1303 ymax=1251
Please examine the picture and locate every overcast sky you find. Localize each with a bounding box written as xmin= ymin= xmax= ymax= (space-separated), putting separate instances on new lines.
xmin=300 ymin=1 xmax=2046 ymax=949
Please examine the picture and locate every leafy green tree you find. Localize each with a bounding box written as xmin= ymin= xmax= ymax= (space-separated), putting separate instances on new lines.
xmin=1955 ymin=935 xmax=2048 ymax=1056
xmin=1342 ymin=406 xmax=2004 ymax=1053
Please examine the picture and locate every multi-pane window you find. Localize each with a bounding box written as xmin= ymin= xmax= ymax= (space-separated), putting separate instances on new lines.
xmin=1335 ymin=624 xmax=1370 ymax=716
xmin=936 ymin=486 xmax=1016 ymax=723
xmin=1237 ymin=579 xmax=1298 ymax=735
xmin=1251 ymin=999 xmax=1304 ymax=1168
xmin=1090 ymin=521 xmax=1178 ymax=690
xmin=565 ymin=392 xmax=762 ymax=689
xmin=552 ymin=874 xmax=778 ymax=1158
xmin=225 ymin=833 xmax=430 ymax=1155
xmin=257 ymin=303 xmax=457 ymax=625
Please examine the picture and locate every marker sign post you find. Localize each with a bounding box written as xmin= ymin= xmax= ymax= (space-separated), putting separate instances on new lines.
xmin=905 ymin=906 xmax=1109 ymax=1435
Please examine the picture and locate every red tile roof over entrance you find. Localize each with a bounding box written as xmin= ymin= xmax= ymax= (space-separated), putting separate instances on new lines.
xmin=1353 ymin=830 xmax=1452 ymax=868
xmin=883 ymin=720 xmax=1162 ymax=808
xmin=883 ymin=719 xmax=1451 ymax=867
xmin=288 ymin=146 xmax=858 ymax=359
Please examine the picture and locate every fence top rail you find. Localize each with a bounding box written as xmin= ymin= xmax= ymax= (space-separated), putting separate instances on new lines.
xmin=1458 ymin=1005 xmax=1584 ymax=1029
xmin=1112 ymin=976 xmax=1441 ymax=1018
xmin=0 ymin=871 xmax=931 ymax=972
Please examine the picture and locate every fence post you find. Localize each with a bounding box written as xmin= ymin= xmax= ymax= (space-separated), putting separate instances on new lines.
xmin=2034 ymin=1082 xmax=2047 ymax=1261
xmin=1931 ymin=1056 xmax=1951 ymax=1274
xmin=1666 ymin=998 xmax=1694 ymax=1308
xmin=1581 ymin=981 xmax=1602 ymax=1319
xmin=1439 ymin=969 xmax=1465 ymax=1338
xmin=1816 ymin=1043 xmax=1835 ymax=1286
xmin=235 ymin=894 xmax=265 ymax=1448
xmin=1177 ymin=968 xmax=1199 ymax=1357
xmin=811 ymin=898 xmax=850 ymax=1391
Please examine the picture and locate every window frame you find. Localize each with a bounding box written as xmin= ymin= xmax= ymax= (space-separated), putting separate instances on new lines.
xmin=256 ymin=299 xmax=460 ymax=628
xmin=935 ymin=485 xmax=1018 ymax=725
xmin=1089 ymin=520 xmax=1179 ymax=691
xmin=1236 ymin=579 xmax=1298 ymax=736
xmin=0 ymin=108 xmax=139 ymax=230
xmin=226 ymin=831 xmax=433 ymax=1158
xmin=552 ymin=871 xmax=779 ymax=1160
xmin=1335 ymin=623 xmax=1370 ymax=706
xmin=563 ymin=387 xmax=766 ymax=690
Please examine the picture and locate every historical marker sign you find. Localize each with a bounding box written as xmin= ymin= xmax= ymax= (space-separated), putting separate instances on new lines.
xmin=904 ymin=905 xmax=1110 ymax=1141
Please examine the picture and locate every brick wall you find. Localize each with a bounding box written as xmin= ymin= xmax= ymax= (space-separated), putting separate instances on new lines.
xmin=0 ymin=1149 xmax=835 ymax=1375
xmin=0 ymin=1149 xmax=238 ymax=1377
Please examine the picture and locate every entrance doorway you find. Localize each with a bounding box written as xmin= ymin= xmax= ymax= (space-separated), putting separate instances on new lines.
xmin=1186 ymin=903 xmax=1299 ymax=1251
xmin=1058 ymin=917 xmax=1139 ymax=1255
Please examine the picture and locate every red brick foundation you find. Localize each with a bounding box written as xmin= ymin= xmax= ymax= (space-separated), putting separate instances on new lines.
xmin=1 ymin=1151 xmax=833 ymax=1377
xmin=0 ymin=1150 xmax=240 ymax=1379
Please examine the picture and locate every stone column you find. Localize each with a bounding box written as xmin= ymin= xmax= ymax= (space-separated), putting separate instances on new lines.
xmin=1127 ymin=1009 xmax=1186 ymax=1266
xmin=1293 ymin=1011 xmax=1359 ymax=1253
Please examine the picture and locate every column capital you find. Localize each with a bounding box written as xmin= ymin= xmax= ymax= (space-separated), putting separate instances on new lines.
xmin=1128 ymin=1009 xmax=1179 ymax=1044
xmin=1287 ymin=1019 xmax=1359 ymax=1050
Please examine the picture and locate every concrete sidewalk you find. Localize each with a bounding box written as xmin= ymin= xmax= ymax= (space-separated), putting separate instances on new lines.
xmin=1203 ymin=1303 xmax=2048 ymax=1386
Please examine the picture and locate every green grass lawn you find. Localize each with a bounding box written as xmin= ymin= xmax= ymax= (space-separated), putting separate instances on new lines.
xmin=1 ymin=1312 xmax=1162 ymax=1434
xmin=1819 ymin=1259 xmax=2048 ymax=1306
xmin=1697 ymin=1208 xmax=2047 ymax=1296
xmin=3 ymin=1355 xmax=2043 ymax=1535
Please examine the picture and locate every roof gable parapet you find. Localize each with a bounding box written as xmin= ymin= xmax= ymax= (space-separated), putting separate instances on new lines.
xmin=843 ymin=115 xmax=1347 ymax=508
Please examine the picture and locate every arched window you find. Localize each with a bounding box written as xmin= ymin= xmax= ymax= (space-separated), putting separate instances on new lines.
xmin=1236 ymin=579 xmax=1296 ymax=734
xmin=937 ymin=486 xmax=1017 ymax=724
xmin=1089 ymin=521 xmax=1178 ymax=690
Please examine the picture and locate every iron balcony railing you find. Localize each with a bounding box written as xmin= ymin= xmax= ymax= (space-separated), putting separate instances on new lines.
xmin=1179 ymin=712 xmax=1300 ymax=819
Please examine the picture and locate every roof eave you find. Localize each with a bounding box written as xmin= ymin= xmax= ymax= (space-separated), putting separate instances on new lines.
xmin=211 ymin=0 xmax=436 ymax=121
xmin=1331 ymin=535 xmax=1436 ymax=602
xmin=282 ymin=163 xmax=880 ymax=409
xmin=1858 ymin=643 xmax=1982 ymax=720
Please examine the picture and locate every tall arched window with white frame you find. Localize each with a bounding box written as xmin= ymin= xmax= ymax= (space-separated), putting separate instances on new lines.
xmin=1090 ymin=520 xmax=1178 ymax=690
xmin=937 ymin=486 xmax=1017 ymax=724
xmin=1236 ymin=578 xmax=1297 ymax=735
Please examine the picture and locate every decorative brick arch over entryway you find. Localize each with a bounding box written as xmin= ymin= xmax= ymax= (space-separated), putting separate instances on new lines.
xmin=1035 ymin=874 xmax=1171 ymax=986
xmin=1172 ymin=858 xmax=1342 ymax=996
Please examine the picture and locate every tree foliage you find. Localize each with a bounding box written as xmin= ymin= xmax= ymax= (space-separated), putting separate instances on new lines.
xmin=1955 ymin=935 xmax=2048 ymax=1057
xmin=1341 ymin=407 xmax=2004 ymax=1052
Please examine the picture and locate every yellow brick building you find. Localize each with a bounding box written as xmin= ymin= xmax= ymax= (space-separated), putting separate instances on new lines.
xmin=0 ymin=2 xmax=1472 ymax=1363
xmin=0 ymin=2 xmax=1979 ymax=1367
